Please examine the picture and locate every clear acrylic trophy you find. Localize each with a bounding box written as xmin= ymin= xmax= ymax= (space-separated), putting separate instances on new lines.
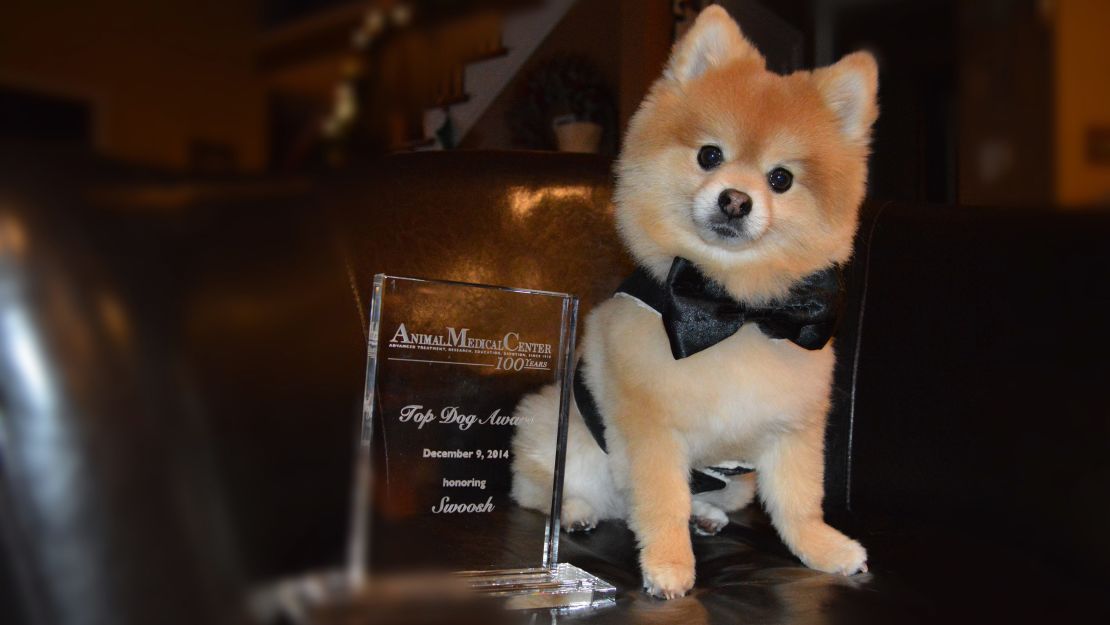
xmin=344 ymin=274 xmax=615 ymax=611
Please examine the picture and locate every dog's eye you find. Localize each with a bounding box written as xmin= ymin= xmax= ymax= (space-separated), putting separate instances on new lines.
xmin=697 ymin=145 xmax=723 ymax=170
xmin=767 ymin=167 xmax=793 ymax=193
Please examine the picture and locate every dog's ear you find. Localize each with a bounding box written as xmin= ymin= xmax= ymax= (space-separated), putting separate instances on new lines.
xmin=813 ymin=51 xmax=880 ymax=143
xmin=665 ymin=5 xmax=763 ymax=84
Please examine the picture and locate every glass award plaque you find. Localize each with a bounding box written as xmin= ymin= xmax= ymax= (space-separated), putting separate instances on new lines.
xmin=343 ymin=275 xmax=615 ymax=611
xmin=250 ymin=275 xmax=615 ymax=624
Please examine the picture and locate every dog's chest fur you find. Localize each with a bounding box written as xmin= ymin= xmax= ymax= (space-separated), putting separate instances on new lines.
xmin=584 ymin=296 xmax=836 ymax=467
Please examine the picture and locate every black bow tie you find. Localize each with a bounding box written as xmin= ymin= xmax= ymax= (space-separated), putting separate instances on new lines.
xmin=618 ymin=257 xmax=845 ymax=359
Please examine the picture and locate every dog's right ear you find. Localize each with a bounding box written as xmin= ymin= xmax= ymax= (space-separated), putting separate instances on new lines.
xmin=665 ymin=5 xmax=763 ymax=84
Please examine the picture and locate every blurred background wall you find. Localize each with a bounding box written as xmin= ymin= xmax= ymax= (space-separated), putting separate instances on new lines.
xmin=0 ymin=0 xmax=1108 ymax=208
xmin=1055 ymin=0 xmax=1110 ymax=205
xmin=0 ymin=0 xmax=267 ymax=172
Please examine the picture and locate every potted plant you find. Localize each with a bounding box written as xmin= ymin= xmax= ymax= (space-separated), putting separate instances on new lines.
xmin=507 ymin=55 xmax=616 ymax=154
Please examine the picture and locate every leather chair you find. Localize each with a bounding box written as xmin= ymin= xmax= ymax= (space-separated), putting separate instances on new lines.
xmin=1 ymin=149 xmax=1107 ymax=625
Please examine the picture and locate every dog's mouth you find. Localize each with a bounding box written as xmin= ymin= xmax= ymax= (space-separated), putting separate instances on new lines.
xmin=709 ymin=224 xmax=743 ymax=239
xmin=697 ymin=219 xmax=753 ymax=247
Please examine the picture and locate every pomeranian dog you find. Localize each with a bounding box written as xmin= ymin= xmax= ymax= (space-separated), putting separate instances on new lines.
xmin=511 ymin=6 xmax=878 ymax=599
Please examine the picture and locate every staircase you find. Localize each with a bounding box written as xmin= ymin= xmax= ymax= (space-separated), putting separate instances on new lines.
xmin=257 ymin=0 xmax=577 ymax=158
xmin=421 ymin=0 xmax=577 ymax=149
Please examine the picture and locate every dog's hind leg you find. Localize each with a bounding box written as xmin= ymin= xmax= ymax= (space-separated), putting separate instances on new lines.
xmin=510 ymin=384 xmax=621 ymax=530
xmin=689 ymin=473 xmax=756 ymax=535
xmin=690 ymin=500 xmax=729 ymax=535
xmin=696 ymin=471 xmax=756 ymax=512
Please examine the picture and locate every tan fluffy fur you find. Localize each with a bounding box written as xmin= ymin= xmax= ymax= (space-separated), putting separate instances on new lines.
xmin=511 ymin=6 xmax=879 ymax=598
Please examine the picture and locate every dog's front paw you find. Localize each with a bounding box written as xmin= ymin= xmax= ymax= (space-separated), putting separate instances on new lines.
xmin=791 ymin=522 xmax=868 ymax=575
xmin=640 ymin=549 xmax=695 ymax=599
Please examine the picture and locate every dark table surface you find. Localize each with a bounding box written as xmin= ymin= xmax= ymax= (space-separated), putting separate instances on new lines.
xmin=292 ymin=503 xmax=1107 ymax=625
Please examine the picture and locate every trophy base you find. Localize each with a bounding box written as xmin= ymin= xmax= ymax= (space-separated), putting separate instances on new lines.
xmin=250 ymin=564 xmax=615 ymax=624
xmin=452 ymin=563 xmax=616 ymax=610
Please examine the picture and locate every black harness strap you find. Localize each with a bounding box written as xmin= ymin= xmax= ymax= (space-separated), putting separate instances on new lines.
xmin=615 ymin=266 xmax=668 ymax=313
xmin=573 ymin=359 xmax=608 ymax=453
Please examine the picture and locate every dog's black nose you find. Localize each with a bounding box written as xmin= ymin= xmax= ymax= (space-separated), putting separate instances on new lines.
xmin=718 ymin=189 xmax=753 ymax=220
